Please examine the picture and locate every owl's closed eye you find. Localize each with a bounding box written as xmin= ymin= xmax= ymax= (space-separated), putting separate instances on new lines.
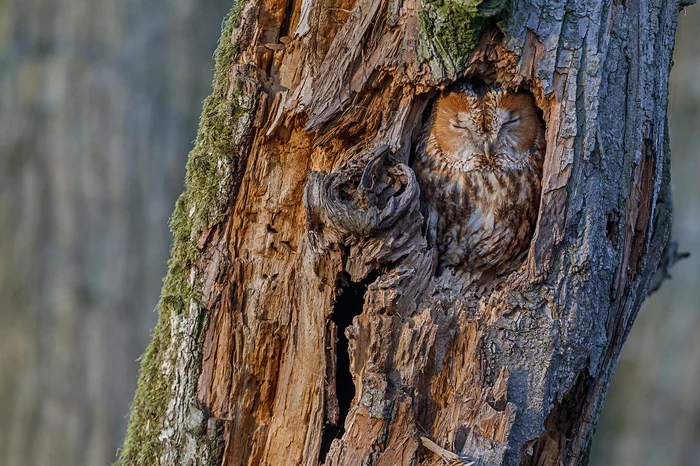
xmin=430 ymin=87 xmax=541 ymax=172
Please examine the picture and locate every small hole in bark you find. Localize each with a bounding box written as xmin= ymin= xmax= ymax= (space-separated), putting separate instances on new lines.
xmin=320 ymin=271 xmax=378 ymax=463
xmin=606 ymin=210 xmax=619 ymax=243
xmin=454 ymin=426 xmax=468 ymax=453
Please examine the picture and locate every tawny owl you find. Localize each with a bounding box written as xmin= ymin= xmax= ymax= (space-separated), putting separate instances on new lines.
xmin=413 ymin=85 xmax=545 ymax=273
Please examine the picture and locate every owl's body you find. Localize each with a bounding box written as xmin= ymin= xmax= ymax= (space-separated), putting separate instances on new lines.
xmin=414 ymin=86 xmax=545 ymax=272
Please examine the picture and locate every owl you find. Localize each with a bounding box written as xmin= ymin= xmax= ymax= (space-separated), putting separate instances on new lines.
xmin=413 ymin=85 xmax=545 ymax=273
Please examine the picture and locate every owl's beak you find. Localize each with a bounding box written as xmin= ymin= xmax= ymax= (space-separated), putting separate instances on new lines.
xmin=484 ymin=142 xmax=495 ymax=160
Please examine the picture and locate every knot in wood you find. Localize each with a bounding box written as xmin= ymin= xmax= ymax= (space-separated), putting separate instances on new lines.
xmin=303 ymin=147 xmax=419 ymax=241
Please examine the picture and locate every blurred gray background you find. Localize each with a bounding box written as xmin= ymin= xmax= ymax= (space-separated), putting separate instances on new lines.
xmin=0 ymin=2 xmax=697 ymax=466
xmin=0 ymin=0 xmax=231 ymax=464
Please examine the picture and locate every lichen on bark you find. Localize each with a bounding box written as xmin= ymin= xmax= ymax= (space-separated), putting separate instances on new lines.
xmin=116 ymin=4 xmax=260 ymax=464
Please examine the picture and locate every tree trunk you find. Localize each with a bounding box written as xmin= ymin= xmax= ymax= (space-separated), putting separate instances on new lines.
xmin=0 ymin=1 xmax=231 ymax=465
xmin=118 ymin=1 xmax=693 ymax=465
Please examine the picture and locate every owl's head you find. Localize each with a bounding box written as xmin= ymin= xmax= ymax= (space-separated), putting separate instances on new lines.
xmin=429 ymin=86 xmax=543 ymax=171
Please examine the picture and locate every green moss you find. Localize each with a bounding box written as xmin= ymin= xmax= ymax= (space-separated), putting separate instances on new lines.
xmin=116 ymin=317 xmax=173 ymax=465
xmin=117 ymin=4 xmax=259 ymax=464
xmin=419 ymin=0 xmax=511 ymax=76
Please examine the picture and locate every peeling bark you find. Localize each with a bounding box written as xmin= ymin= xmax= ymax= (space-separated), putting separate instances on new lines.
xmin=119 ymin=0 xmax=693 ymax=465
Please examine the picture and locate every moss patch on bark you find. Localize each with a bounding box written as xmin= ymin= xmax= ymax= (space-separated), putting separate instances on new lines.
xmin=116 ymin=3 xmax=258 ymax=464
xmin=419 ymin=0 xmax=511 ymax=76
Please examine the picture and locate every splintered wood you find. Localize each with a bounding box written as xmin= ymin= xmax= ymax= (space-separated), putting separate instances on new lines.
xmin=189 ymin=1 xmax=681 ymax=465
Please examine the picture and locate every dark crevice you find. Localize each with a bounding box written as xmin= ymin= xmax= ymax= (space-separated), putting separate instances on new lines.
xmin=319 ymin=271 xmax=378 ymax=464
xmin=520 ymin=370 xmax=595 ymax=466
xmin=606 ymin=209 xmax=620 ymax=244
xmin=278 ymin=0 xmax=295 ymax=39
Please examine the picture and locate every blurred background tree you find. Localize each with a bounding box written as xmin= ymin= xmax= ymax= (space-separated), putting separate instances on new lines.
xmin=0 ymin=0 xmax=231 ymax=464
xmin=0 ymin=2 xmax=697 ymax=466
xmin=590 ymin=6 xmax=700 ymax=466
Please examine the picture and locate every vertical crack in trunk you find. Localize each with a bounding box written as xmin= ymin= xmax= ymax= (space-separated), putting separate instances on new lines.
xmin=520 ymin=371 xmax=596 ymax=466
xmin=321 ymin=271 xmax=378 ymax=463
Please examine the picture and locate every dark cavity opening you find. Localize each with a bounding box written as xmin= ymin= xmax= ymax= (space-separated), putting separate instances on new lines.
xmin=278 ymin=0 xmax=295 ymax=38
xmin=319 ymin=271 xmax=378 ymax=463
xmin=520 ymin=370 xmax=595 ymax=465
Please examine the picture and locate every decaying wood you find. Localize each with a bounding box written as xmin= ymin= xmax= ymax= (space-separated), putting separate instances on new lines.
xmin=119 ymin=0 xmax=694 ymax=465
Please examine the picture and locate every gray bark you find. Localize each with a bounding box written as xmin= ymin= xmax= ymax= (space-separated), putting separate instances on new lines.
xmin=0 ymin=0 xmax=231 ymax=465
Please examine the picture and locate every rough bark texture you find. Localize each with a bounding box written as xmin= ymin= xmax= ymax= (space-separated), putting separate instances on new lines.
xmin=591 ymin=8 xmax=700 ymax=465
xmin=119 ymin=0 xmax=692 ymax=465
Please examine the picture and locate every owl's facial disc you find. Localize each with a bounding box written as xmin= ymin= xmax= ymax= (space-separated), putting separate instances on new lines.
xmin=430 ymin=88 xmax=542 ymax=171
xmin=431 ymin=92 xmax=484 ymax=169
